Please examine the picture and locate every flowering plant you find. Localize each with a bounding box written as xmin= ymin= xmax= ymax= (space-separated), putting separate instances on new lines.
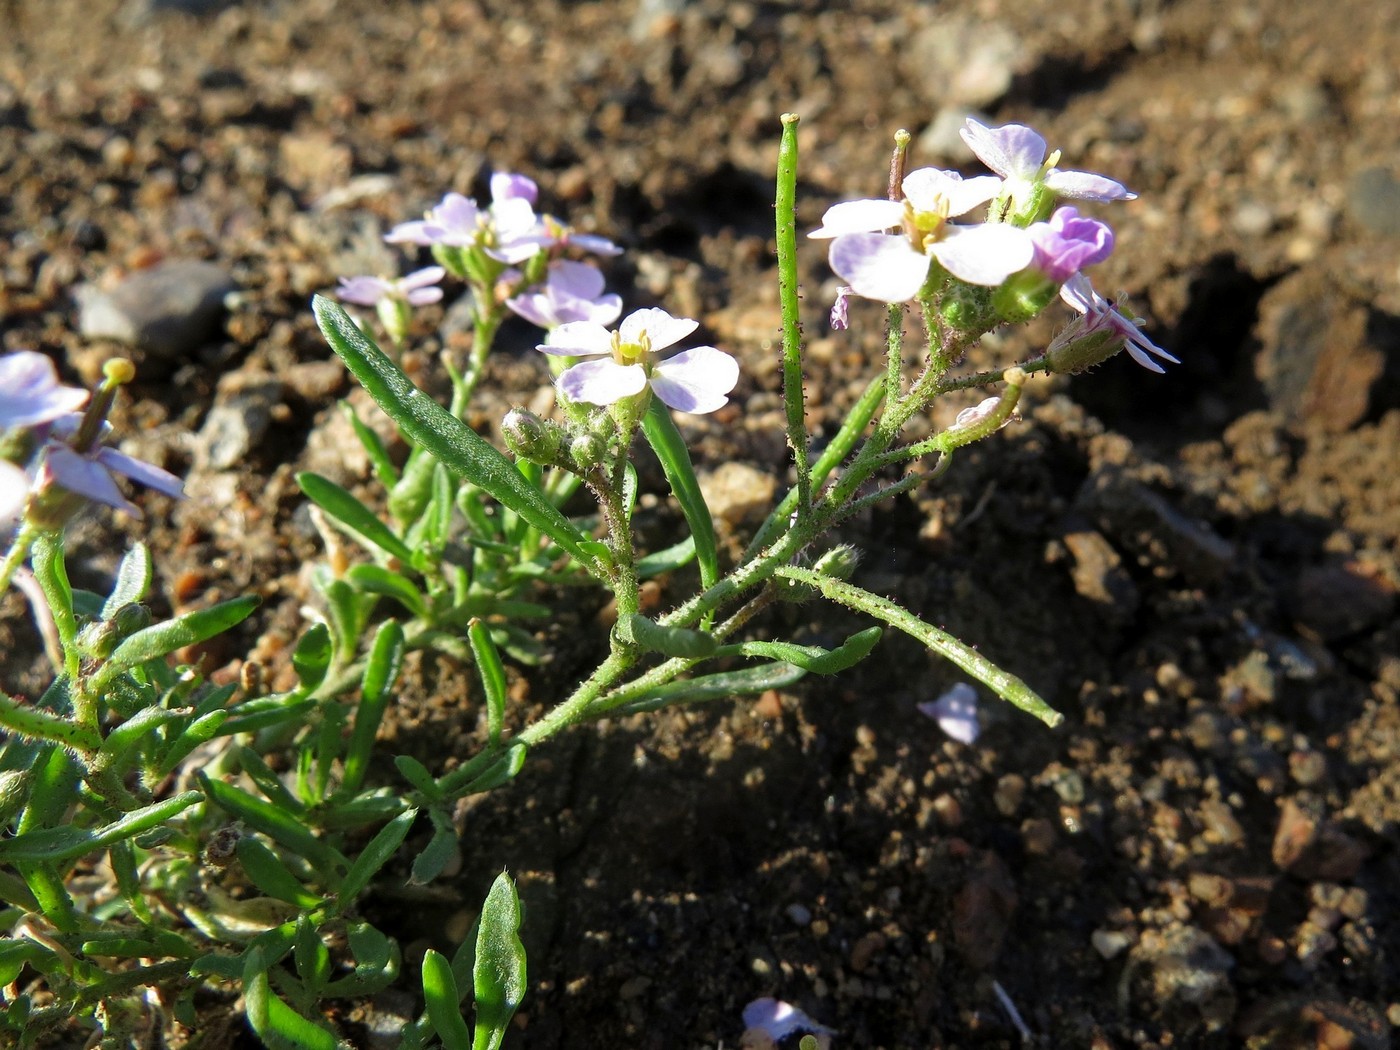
xmin=0 ymin=114 xmax=1171 ymax=1048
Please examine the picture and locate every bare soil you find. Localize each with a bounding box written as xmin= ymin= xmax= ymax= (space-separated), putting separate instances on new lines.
xmin=3 ymin=0 xmax=1399 ymax=1047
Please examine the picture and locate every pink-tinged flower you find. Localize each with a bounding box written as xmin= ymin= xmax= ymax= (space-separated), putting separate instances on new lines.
xmin=540 ymin=214 xmax=623 ymax=258
xmin=386 ymin=178 xmax=548 ymax=264
xmin=35 ymin=416 xmax=184 ymax=519
xmin=961 ymin=118 xmax=1136 ymax=203
xmin=507 ymin=260 xmax=623 ymax=329
xmin=1058 ymin=274 xmax=1179 ymax=373
xmin=337 ymin=266 xmax=447 ymax=308
xmin=537 ymin=307 xmax=739 ymax=414
xmin=1026 ymin=206 xmax=1115 ymax=283
xmin=829 ymin=286 xmax=853 ymax=330
xmin=812 ymin=166 xmax=1033 ymax=302
xmin=918 ymin=681 xmax=981 ymax=744
xmin=0 ymin=352 xmax=89 ymax=430
xmin=742 ymin=998 xmax=835 ymax=1044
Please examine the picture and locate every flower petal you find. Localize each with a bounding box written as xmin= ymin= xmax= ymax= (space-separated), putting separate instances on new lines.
xmin=961 ymin=119 xmax=1046 ymax=179
xmin=901 ymin=168 xmax=1001 ymax=217
xmin=557 ymin=359 xmax=647 ymax=405
xmin=549 ymin=260 xmax=607 ymax=301
xmin=1045 ymin=168 xmax=1137 ymax=202
xmin=808 ymin=199 xmax=905 ymax=239
xmin=337 ymin=276 xmax=390 ymax=306
xmin=649 ymin=347 xmax=739 ymax=414
xmin=490 ymin=172 xmax=538 ymax=205
xmin=829 ymin=233 xmax=931 ymax=302
xmin=930 ymin=223 xmax=1034 ymax=286
xmin=97 ymin=447 xmax=185 ymax=500
xmin=539 ymin=321 xmax=614 ymax=357
xmin=0 ymin=352 xmax=89 ymax=429
xmin=917 ymin=682 xmax=980 ymax=744
xmin=41 ymin=446 xmax=139 ymax=517
xmin=619 ymin=308 xmax=698 ymax=351
xmin=383 ymin=220 xmax=435 ymax=245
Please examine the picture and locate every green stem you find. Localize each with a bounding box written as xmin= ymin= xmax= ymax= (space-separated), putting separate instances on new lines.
xmin=775 ymin=565 xmax=1063 ymax=727
xmin=0 ymin=518 xmax=40 ymax=595
xmin=0 ymin=689 xmax=101 ymax=751
xmin=775 ymin=113 xmax=811 ymax=522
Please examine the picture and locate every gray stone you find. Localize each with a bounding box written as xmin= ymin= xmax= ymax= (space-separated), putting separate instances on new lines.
xmin=195 ymin=376 xmax=283 ymax=471
xmin=899 ymin=18 xmax=1022 ymax=109
xmin=76 ymin=260 xmax=236 ymax=362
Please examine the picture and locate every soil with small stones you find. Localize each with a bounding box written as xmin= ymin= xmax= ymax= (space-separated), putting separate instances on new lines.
xmin=3 ymin=1 xmax=1400 ymax=1047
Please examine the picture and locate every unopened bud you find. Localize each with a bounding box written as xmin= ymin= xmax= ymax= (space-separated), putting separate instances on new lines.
xmin=569 ymin=433 xmax=606 ymax=470
xmin=938 ymin=283 xmax=997 ymax=335
xmin=812 ymin=544 xmax=860 ymax=581
xmin=1044 ymin=326 xmax=1122 ymax=375
xmin=991 ymin=271 xmax=1057 ymax=325
xmin=0 ymin=770 xmax=32 ymax=824
xmin=103 ymin=358 xmax=136 ymax=385
xmin=502 ymin=409 xmax=564 ymax=465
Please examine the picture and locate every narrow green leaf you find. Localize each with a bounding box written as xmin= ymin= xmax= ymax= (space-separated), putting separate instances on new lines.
xmin=608 ymin=663 xmax=808 ymax=715
xmin=236 ymin=746 xmax=307 ymax=814
xmin=97 ymin=705 xmax=188 ymax=767
xmin=0 ymin=940 xmax=59 ymax=985
xmin=298 ymin=471 xmax=414 ymax=564
xmin=292 ymin=624 xmax=334 ymax=693
xmin=16 ymin=746 xmax=78 ymax=833
xmin=439 ymin=744 xmax=526 ymax=800
xmin=314 ymin=296 xmax=599 ymax=572
xmin=245 ymin=949 xmax=341 ymax=1050
xmin=294 ymin=918 xmax=332 ymax=997
xmin=19 ymin=862 xmax=79 ymax=931
xmin=0 ymin=690 xmax=101 ymax=751
xmin=340 ymin=620 xmax=404 ymax=796
xmin=333 ymin=809 xmax=416 ymax=913
xmin=622 ymin=614 xmax=718 ymax=659
xmin=0 ymin=791 xmax=202 ymax=863
xmin=635 ymin=535 xmax=697 ymax=578
xmin=726 ymin=626 xmax=883 ymax=674
xmin=775 ymin=566 xmax=1064 ymax=727
xmin=102 ymin=595 xmax=260 ymax=672
xmin=236 ymin=837 xmax=324 ymax=909
xmin=467 ymin=619 xmax=507 ymax=745
xmin=472 ymin=871 xmax=526 ymax=1050
xmin=200 ymin=775 xmax=344 ymax=872
xmin=345 ymin=564 xmax=428 ymax=618
xmin=422 ymin=948 xmax=473 ymax=1050
xmin=341 ymin=400 xmax=399 ymax=488
xmin=641 ymin=399 xmax=718 ymax=597
xmin=218 ymin=697 xmax=317 ymax=737
xmin=394 ymin=755 xmax=443 ymax=801
xmin=155 ymin=709 xmax=230 ymax=778
xmin=322 ymin=921 xmax=401 ymax=997
xmin=409 ymin=820 xmax=460 ymax=887
xmin=102 ymin=543 xmax=153 ymax=620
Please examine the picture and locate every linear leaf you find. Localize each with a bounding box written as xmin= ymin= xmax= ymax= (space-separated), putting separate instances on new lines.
xmin=199 ymin=774 xmax=344 ymax=872
xmin=245 ymin=949 xmax=341 ymax=1050
xmin=609 ymin=663 xmax=808 ymax=715
xmin=472 ymin=871 xmax=526 ymax=1050
xmin=314 ymin=296 xmax=598 ymax=572
xmin=298 ymin=471 xmax=414 ymax=564
xmin=236 ymin=837 xmax=323 ymax=909
xmin=102 ymin=543 xmax=153 ymax=619
xmin=0 ymin=791 xmax=202 ymax=863
xmin=725 ymin=626 xmax=883 ymax=674
xmin=467 ymin=619 xmax=507 ymax=745
xmin=641 ymin=399 xmax=718 ymax=597
xmin=102 ymin=595 xmax=260 ymax=673
xmin=333 ymin=809 xmax=416 ymax=913
xmin=423 ymin=948 xmax=473 ymax=1050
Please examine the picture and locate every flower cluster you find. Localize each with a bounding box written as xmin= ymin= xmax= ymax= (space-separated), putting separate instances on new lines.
xmin=1 ymin=353 xmax=183 ymax=530
xmin=812 ymin=117 xmax=1172 ymax=370
xmin=538 ymin=307 xmax=739 ymax=414
xmin=339 ymin=171 xmax=739 ymax=417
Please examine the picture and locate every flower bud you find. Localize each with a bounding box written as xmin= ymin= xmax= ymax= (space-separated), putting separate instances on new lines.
xmin=812 ymin=544 xmax=860 ymax=581
xmin=0 ymin=770 xmax=32 ymax=824
xmin=991 ymin=270 xmax=1058 ymax=325
xmin=502 ymin=409 xmax=565 ymax=465
xmin=938 ymin=283 xmax=997 ymax=335
xmin=1044 ymin=326 xmax=1123 ymax=374
xmin=569 ymin=433 xmax=606 ymax=470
